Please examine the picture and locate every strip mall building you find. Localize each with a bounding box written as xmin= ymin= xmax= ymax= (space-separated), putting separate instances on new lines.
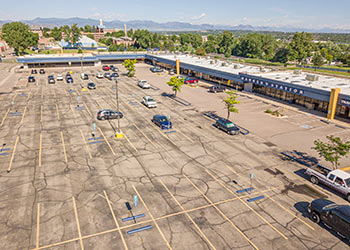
xmin=17 ymin=53 xmax=350 ymax=121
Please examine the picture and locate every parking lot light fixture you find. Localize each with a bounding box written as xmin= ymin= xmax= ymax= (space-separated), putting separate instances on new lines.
xmin=115 ymin=79 xmax=123 ymax=139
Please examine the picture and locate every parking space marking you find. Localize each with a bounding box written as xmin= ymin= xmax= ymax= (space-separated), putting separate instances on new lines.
xmin=60 ymin=132 xmax=68 ymax=163
xmin=225 ymin=165 xmax=238 ymax=176
xmin=35 ymin=203 xmax=40 ymax=250
xmin=83 ymin=102 xmax=92 ymax=116
xmin=183 ymin=174 xmax=259 ymax=250
xmin=103 ymin=190 xmax=128 ymax=250
xmin=12 ymin=92 xmax=18 ymax=103
xmin=123 ymin=132 xmax=138 ymax=152
xmin=31 ymin=187 xmax=279 ymax=250
xmin=72 ymin=197 xmax=85 ymax=250
xmin=70 ymin=104 xmax=77 ymax=118
xmin=95 ymin=100 xmax=103 ymax=109
xmin=205 ymin=170 xmax=288 ymax=240
xmin=7 ymin=136 xmax=19 ymax=172
xmin=20 ymin=106 xmax=27 ymax=123
xmin=41 ymin=88 xmax=43 ymax=99
xmin=159 ymin=180 xmax=216 ymax=250
xmin=98 ymin=127 xmax=116 ymax=156
xmin=0 ymin=108 xmax=10 ymax=126
xmin=80 ymin=129 xmax=92 ymax=159
xmin=27 ymin=91 xmax=31 ymax=102
xmin=133 ymin=185 xmax=172 ymax=250
xmin=133 ymin=123 xmax=157 ymax=148
xmin=39 ymin=133 xmax=42 ymax=167
xmin=40 ymin=105 xmax=43 ymax=123
xmin=56 ymin=104 xmax=60 ymax=121
xmin=265 ymin=193 xmax=314 ymax=230
xmin=176 ymin=129 xmax=194 ymax=143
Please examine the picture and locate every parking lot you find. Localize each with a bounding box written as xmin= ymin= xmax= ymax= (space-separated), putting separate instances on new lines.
xmin=0 ymin=63 xmax=349 ymax=250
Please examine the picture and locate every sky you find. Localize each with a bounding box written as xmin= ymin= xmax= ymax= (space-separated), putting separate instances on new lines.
xmin=1 ymin=0 xmax=350 ymax=29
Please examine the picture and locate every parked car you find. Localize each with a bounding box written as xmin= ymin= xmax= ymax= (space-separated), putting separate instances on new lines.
xmin=39 ymin=69 xmax=45 ymax=74
xmin=31 ymin=69 xmax=37 ymax=74
xmin=81 ymin=73 xmax=89 ymax=80
xmin=150 ymin=67 xmax=163 ymax=73
xmin=214 ymin=118 xmax=240 ymax=135
xmin=66 ymin=76 xmax=73 ymax=84
xmin=209 ymin=86 xmax=226 ymax=93
xmin=111 ymin=66 xmax=119 ymax=72
xmin=305 ymin=166 xmax=350 ymax=201
xmin=97 ymin=109 xmax=123 ymax=120
xmin=56 ymin=74 xmax=63 ymax=81
xmin=104 ymin=72 xmax=111 ymax=80
xmin=87 ymin=82 xmax=96 ymax=90
xmin=111 ymin=72 xmax=119 ymax=80
xmin=65 ymin=72 xmax=71 ymax=79
xmin=110 ymin=65 xmax=116 ymax=71
xmin=28 ymin=76 xmax=35 ymax=82
xmin=138 ymin=80 xmax=151 ymax=89
xmin=308 ymin=199 xmax=350 ymax=241
xmin=142 ymin=96 xmax=157 ymax=108
xmin=102 ymin=65 xmax=110 ymax=71
xmin=96 ymin=72 xmax=103 ymax=79
xmin=152 ymin=115 xmax=172 ymax=129
xmin=169 ymin=69 xmax=175 ymax=75
xmin=48 ymin=75 xmax=55 ymax=84
xmin=184 ymin=77 xmax=199 ymax=84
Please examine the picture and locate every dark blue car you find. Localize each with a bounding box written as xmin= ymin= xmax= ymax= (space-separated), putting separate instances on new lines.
xmin=152 ymin=115 xmax=172 ymax=129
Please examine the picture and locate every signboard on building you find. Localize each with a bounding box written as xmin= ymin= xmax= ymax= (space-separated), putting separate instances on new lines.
xmin=241 ymin=76 xmax=304 ymax=95
xmin=340 ymin=99 xmax=350 ymax=107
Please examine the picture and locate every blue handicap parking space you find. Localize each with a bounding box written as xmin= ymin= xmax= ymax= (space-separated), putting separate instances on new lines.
xmin=89 ymin=140 xmax=104 ymax=145
xmin=76 ymin=106 xmax=86 ymax=110
xmin=0 ymin=152 xmax=9 ymax=156
xmin=122 ymin=214 xmax=145 ymax=222
xmin=19 ymin=93 xmax=27 ymax=97
xmin=8 ymin=112 xmax=22 ymax=116
xmin=88 ymin=137 xmax=103 ymax=141
xmin=164 ymin=130 xmax=176 ymax=134
xmin=0 ymin=148 xmax=10 ymax=152
xmin=236 ymin=187 xmax=254 ymax=194
xmin=127 ymin=225 xmax=152 ymax=235
xmin=128 ymin=101 xmax=139 ymax=106
xmin=247 ymin=195 xmax=264 ymax=202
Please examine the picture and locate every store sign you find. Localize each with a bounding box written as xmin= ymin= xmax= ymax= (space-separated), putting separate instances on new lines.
xmin=340 ymin=99 xmax=350 ymax=107
xmin=242 ymin=77 xmax=304 ymax=95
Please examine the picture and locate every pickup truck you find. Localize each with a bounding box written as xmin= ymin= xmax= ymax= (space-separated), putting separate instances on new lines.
xmin=142 ymin=96 xmax=157 ymax=108
xmin=308 ymin=199 xmax=350 ymax=241
xmin=305 ymin=165 xmax=350 ymax=201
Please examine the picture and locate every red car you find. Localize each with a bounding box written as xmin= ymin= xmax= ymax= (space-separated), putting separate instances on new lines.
xmin=184 ymin=77 xmax=199 ymax=84
xmin=102 ymin=65 xmax=110 ymax=71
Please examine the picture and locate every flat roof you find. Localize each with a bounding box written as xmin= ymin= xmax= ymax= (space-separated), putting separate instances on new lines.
xmin=253 ymin=71 xmax=350 ymax=95
xmin=156 ymin=54 xmax=269 ymax=75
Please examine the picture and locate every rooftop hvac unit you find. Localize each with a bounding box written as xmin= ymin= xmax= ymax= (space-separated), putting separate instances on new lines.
xmin=259 ymin=66 xmax=266 ymax=72
xmin=306 ymin=74 xmax=319 ymax=81
xmin=294 ymin=69 xmax=302 ymax=75
xmin=221 ymin=62 xmax=227 ymax=67
xmin=233 ymin=64 xmax=240 ymax=69
xmin=210 ymin=61 xmax=214 ymax=64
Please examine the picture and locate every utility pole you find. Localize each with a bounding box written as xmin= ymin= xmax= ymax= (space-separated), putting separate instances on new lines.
xmin=115 ymin=79 xmax=123 ymax=138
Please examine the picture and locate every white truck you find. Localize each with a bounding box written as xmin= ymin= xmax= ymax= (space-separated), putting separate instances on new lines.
xmin=142 ymin=96 xmax=157 ymax=108
xmin=305 ymin=165 xmax=350 ymax=201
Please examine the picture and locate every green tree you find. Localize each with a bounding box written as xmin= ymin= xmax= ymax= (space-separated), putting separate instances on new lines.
xmin=42 ymin=27 xmax=50 ymax=38
xmin=50 ymin=27 xmax=62 ymax=41
xmin=313 ymin=136 xmax=350 ymax=169
xmin=223 ymin=90 xmax=240 ymax=120
xmin=288 ymin=32 xmax=313 ymax=64
xmin=166 ymin=76 xmax=184 ymax=97
xmin=122 ymin=59 xmax=137 ymax=77
xmin=312 ymin=51 xmax=324 ymax=66
xmin=112 ymin=30 xmax=125 ymax=38
xmin=195 ymin=47 xmax=206 ymax=56
xmin=77 ymin=47 xmax=83 ymax=54
xmin=63 ymin=24 xmax=81 ymax=46
xmin=87 ymin=34 xmax=95 ymax=40
xmin=1 ymin=22 xmax=39 ymax=55
xmin=84 ymin=25 xmax=92 ymax=33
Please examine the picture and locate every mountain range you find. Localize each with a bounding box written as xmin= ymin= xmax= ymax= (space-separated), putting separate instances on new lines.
xmin=0 ymin=17 xmax=349 ymax=33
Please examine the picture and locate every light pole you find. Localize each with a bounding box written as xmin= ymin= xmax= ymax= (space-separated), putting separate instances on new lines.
xmin=115 ymin=78 xmax=123 ymax=138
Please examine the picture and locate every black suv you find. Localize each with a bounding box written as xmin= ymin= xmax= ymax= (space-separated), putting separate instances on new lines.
xmin=31 ymin=69 xmax=37 ymax=74
xmin=28 ymin=76 xmax=35 ymax=82
xmin=97 ymin=109 xmax=123 ymax=120
xmin=209 ymin=86 xmax=226 ymax=93
xmin=39 ymin=69 xmax=45 ymax=74
xmin=308 ymin=199 xmax=350 ymax=241
xmin=214 ymin=118 xmax=240 ymax=135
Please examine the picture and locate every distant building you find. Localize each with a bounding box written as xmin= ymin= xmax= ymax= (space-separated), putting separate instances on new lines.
xmin=202 ymin=36 xmax=208 ymax=43
xmin=96 ymin=19 xmax=105 ymax=33
xmin=59 ymin=35 xmax=98 ymax=48
xmin=111 ymin=24 xmax=135 ymax=47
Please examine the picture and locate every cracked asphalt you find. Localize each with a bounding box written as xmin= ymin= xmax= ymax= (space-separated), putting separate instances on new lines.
xmin=0 ymin=63 xmax=349 ymax=250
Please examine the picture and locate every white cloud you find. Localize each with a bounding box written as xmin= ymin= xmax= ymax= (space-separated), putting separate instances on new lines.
xmin=191 ymin=13 xmax=206 ymax=20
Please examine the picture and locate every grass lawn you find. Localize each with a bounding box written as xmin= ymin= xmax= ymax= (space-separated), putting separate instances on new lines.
xmin=244 ymin=58 xmax=285 ymax=66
